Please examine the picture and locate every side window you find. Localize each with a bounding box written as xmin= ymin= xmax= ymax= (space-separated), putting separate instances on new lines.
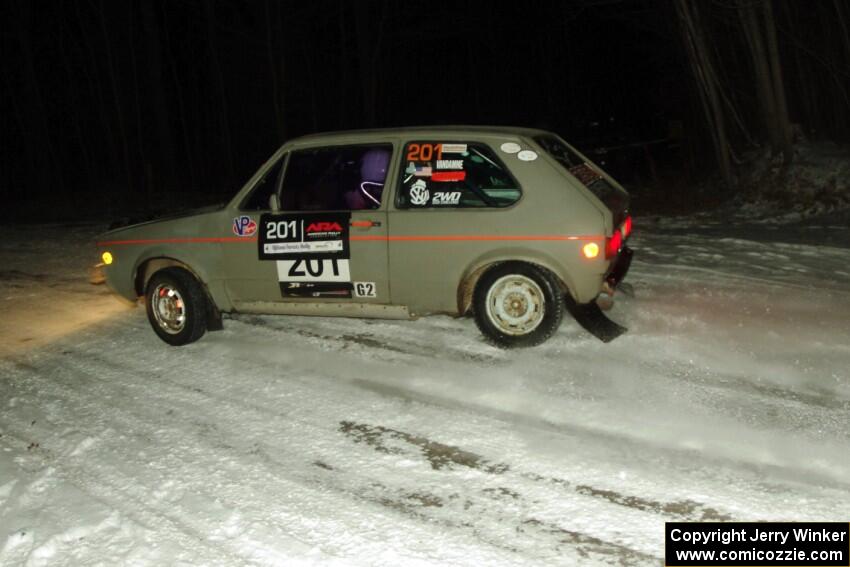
xmin=396 ymin=142 xmax=521 ymax=209
xmin=280 ymin=144 xmax=392 ymax=211
xmin=240 ymin=153 xmax=286 ymax=211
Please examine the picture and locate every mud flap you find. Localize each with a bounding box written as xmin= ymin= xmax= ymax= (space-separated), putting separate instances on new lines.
xmin=565 ymin=296 xmax=627 ymax=343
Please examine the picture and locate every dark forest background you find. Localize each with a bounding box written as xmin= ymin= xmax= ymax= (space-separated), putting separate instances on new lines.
xmin=1 ymin=0 xmax=849 ymax=221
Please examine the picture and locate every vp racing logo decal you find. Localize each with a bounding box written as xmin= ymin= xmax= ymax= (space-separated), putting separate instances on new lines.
xmin=232 ymin=215 xmax=257 ymax=237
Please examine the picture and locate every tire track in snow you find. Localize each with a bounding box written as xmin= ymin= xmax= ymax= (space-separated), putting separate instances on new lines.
xmin=2 ymin=350 xmax=598 ymax=564
xmin=4 ymin=346 xmax=668 ymax=564
xmin=221 ymin=316 xmax=850 ymax=493
xmin=0 ymin=425 xmax=239 ymax=567
xmin=63 ymin=347 xmax=663 ymax=562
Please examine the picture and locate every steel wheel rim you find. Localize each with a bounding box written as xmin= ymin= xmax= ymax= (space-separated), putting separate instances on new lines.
xmin=152 ymin=283 xmax=186 ymax=335
xmin=485 ymin=274 xmax=545 ymax=335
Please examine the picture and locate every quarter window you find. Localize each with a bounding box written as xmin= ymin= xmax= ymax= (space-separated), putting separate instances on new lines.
xmin=396 ymin=142 xmax=521 ymax=209
xmin=280 ymin=144 xmax=392 ymax=211
xmin=240 ymin=153 xmax=286 ymax=211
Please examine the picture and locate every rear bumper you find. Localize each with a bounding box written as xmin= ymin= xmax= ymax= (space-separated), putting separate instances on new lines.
xmin=606 ymin=246 xmax=633 ymax=289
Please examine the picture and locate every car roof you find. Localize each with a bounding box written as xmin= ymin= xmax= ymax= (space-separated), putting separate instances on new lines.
xmin=286 ymin=125 xmax=555 ymax=146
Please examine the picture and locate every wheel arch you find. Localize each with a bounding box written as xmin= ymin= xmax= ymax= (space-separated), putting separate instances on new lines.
xmin=135 ymin=257 xmax=223 ymax=331
xmin=457 ymin=252 xmax=577 ymax=315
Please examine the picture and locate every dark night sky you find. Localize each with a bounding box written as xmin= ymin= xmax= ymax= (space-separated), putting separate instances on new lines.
xmin=1 ymin=1 xmax=847 ymax=219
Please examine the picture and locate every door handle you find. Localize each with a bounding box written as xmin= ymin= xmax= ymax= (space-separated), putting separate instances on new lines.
xmin=351 ymin=220 xmax=381 ymax=228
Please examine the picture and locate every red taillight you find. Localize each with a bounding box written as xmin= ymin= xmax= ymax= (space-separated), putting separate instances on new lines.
xmin=606 ymin=230 xmax=622 ymax=259
xmin=623 ymin=215 xmax=632 ymax=238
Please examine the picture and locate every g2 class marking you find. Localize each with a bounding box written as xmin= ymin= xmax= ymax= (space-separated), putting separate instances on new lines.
xmin=353 ymin=282 xmax=377 ymax=298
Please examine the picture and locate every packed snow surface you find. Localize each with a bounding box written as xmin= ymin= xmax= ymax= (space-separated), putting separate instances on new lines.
xmin=1 ymin=219 xmax=848 ymax=566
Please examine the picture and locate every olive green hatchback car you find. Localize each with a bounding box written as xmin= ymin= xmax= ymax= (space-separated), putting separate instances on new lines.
xmin=97 ymin=127 xmax=633 ymax=348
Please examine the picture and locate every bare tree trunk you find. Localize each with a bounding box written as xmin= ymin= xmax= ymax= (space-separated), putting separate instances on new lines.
xmin=160 ymin=7 xmax=196 ymax=191
xmin=204 ymin=2 xmax=236 ymax=187
xmin=354 ymin=2 xmax=387 ymax=127
xmin=127 ymin=3 xmax=152 ymax=208
xmin=264 ymin=0 xmax=285 ymax=141
xmin=15 ymin=1 xmax=69 ymax=208
xmin=338 ymin=4 xmax=349 ymax=128
xmin=675 ymin=0 xmax=734 ymax=188
xmin=141 ymin=0 xmax=178 ymax=191
xmin=833 ymin=0 xmax=850 ymax=68
xmin=762 ymin=0 xmax=793 ymax=162
xmin=98 ymin=0 xmax=135 ymax=204
xmin=738 ymin=0 xmax=780 ymax=150
xmin=59 ymin=9 xmax=95 ymax=199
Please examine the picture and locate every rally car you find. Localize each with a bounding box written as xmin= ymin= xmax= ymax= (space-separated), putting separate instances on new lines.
xmin=97 ymin=126 xmax=633 ymax=348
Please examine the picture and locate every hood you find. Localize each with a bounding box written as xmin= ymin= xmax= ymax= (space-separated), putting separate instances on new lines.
xmin=105 ymin=203 xmax=226 ymax=233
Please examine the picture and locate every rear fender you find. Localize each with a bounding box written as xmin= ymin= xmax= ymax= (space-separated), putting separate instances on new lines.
xmin=457 ymin=249 xmax=577 ymax=315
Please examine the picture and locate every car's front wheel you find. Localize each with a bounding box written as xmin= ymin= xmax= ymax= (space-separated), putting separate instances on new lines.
xmin=473 ymin=262 xmax=564 ymax=348
xmin=145 ymin=268 xmax=208 ymax=346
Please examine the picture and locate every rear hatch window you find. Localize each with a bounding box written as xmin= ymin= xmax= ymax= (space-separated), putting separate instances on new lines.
xmin=535 ymin=135 xmax=629 ymax=225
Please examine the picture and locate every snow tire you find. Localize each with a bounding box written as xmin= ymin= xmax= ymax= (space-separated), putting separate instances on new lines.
xmin=473 ymin=262 xmax=564 ymax=348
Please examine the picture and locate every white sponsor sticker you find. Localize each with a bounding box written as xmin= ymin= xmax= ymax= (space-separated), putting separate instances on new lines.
xmin=435 ymin=159 xmax=464 ymax=170
xmin=276 ymin=259 xmax=350 ymax=282
xmin=440 ymin=143 xmax=467 ymax=154
xmin=500 ymin=142 xmax=521 ymax=154
xmin=353 ymin=282 xmax=377 ymax=298
xmin=432 ymin=191 xmax=461 ymax=205
xmin=517 ymin=150 xmax=538 ymax=162
xmin=409 ymin=179 xmax=430 ymax=205
xmin=263 ymin=240 xmax=343 ymax=254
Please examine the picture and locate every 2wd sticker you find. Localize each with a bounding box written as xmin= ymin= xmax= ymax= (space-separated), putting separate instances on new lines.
xmin=232 ymin=215 xmax=257 ymax=237
xmin=409 ymin=180 xmax=430 ymax=205
xmin=432 ymin=191 xmax=461 ymax=205
xmin=353 ymin=282 xmax=377 ymax=298
xmin=259 ymin=212 xmax=350 ymax=260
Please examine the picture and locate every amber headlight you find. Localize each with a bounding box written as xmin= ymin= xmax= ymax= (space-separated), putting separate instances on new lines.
xmin=101 ymin=252 xmax=113 ymax=265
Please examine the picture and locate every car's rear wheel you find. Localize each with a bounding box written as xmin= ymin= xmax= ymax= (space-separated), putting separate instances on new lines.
xmin=145 ymin=268 xmax=208 ymax=346
xmin=473 ymin=262 xmax=564 ymax=348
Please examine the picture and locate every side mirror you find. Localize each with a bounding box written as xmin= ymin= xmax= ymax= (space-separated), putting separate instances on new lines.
xmin=269 ymin=194 xmax=281 ymax=212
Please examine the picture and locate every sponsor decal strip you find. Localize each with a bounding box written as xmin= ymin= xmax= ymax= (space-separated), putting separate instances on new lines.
xmin=97 ymin=236 xmax=258 ymax=246
xmin=349 ymin=235 xmax=603 ymax=242
xmin=99 ymin=234 xmax=602 ymax=246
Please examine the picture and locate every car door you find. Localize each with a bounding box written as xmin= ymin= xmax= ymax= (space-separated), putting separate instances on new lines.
xmin=221 ymin=150 xmax=288 ymax=303
xmin=225 ymin=143 xmax=393 ymax=309
xmin=387 ymin=139 xmax=524 ymax=314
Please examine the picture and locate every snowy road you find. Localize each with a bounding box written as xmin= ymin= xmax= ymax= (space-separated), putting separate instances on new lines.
xmin=1 ymin=220 xmax=849 ymax=566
